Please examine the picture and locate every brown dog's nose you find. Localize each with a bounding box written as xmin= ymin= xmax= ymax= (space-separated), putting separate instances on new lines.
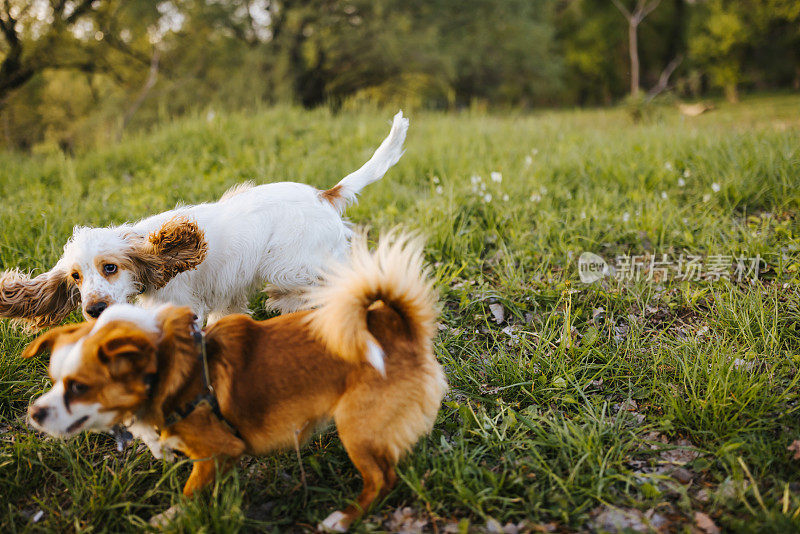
xmin=29 ymin=405 xmax=50 ymax=425
xmin=85 ymin=302 xmax=108 ymax=318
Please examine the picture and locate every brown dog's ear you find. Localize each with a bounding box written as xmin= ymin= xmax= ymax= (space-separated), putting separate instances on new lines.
xmin=127 ymin=217 xmax=208 ymax=290
xmin=0 ymin=269 xmax=80 ymax=329
xmin=97 ymin=330 xmax=157 ymax=378
xmin=21 ymin=323 xmax=88 ymax=359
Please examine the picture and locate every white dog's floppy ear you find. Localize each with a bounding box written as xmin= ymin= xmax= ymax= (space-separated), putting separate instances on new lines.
xmin=0 ymin=268 xmax=80 ymax=329
xmin=127 ymin=217 xmax=208 ymax=290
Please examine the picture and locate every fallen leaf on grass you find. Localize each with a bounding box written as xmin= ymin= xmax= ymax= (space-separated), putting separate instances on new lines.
xmin=666 ymin=466 xmax=694 ymax=484
xmin=485 ymin=519 xmax=535 ymax=534
xmin=386 ymin=507 xmax=428 ymax=534
xmin=788 ymin=439 xmax=800 ymax=460
xmin=591 ymin=506 xmax=666 ymax=533
xmin=489 ymin=303 xmax=505 ymax=324
xmin=502 ymin=325 xmax=521 ymax=344
xmin=486 ymin=518 xmax=503 ymax=533
xmin=442 ymin=519 xmax=470 ymax=533
xmin=695 ymin=488 xmax=711 ymax=502
xmin=660 ymin=439 xmax=700 ymax=465
xmin=732 ymin=358 xmax=757 ymax=372
xmin=694 ymin=511 xmax=720 ymax=534
xmin=615 ymin=399 xmax=638 ymax=412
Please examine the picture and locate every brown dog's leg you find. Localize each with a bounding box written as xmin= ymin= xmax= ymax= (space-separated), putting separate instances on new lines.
xmin=168 ymin=418 xmax=246 ymax=498
xmin=183 ymin=458 xmax=219 ymax=497
xmin=320 ymin=436 xmax=397 ymax=532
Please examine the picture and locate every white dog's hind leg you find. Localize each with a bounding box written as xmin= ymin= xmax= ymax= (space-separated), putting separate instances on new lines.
xmin=264 ymin=286 xmax=309 ymax=314
xmin=207 ymin=294 xmax=250 ymax=324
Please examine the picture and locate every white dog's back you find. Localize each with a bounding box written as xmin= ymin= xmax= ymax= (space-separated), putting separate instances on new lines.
xmin=136 ymin=112 xmax=410 ymax=322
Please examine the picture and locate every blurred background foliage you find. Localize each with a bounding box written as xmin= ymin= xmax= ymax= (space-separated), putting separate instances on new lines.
xmin=0 ymin=0 xmax=798 ymax=152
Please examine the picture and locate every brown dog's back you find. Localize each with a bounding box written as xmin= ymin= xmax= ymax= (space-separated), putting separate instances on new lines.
xmin=206 ymin=298 xmax=443 ymax=459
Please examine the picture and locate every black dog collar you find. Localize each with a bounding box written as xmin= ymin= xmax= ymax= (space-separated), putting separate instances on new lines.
xmin=161 ymin=326 xmax=242 ymax=439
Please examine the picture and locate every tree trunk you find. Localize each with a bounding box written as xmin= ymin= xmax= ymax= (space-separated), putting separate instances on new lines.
xmin=629 ymin=21 xmax=640 ymax=98
xmin=0 ymin=51 xmax=36 ymax=103
xmin=725 ymin=83 xmax=739 ymax=103
xmin=118 ymin=49 xmax=160 ymax=141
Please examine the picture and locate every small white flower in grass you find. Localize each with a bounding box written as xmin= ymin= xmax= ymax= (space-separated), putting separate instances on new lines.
xmin=502 ymin=194 xmax=509 ymax=201
xmin=581 ymin=211 xmax=587 ymax=219
xmin=661 ymin=191 xmax=668 ymax=200
xmin=483 ymin=193 xmax=492 ymax=203
xmin=711 ymin=182 xmax=721 ymax=192
xmin=206 ymin=110 xmax=216 ymax=122
xmin=480 ymin=182 xmax=486 ymax=191
xmin=682 ymin=218 xmax=688 ymax=224
xmin=524 ymin=155 xmax=533 ymax=166
xmin=678 ymin=178 xmax=686 ymax=187
xmin=532 ymin=148 xmax=539 ymax=155
xmin=530 ymin=193 xmax=542 ymax=202
xmin=470 ymin=174 xmax=482 ymax=185
xmin=540 ymin=185 xmax=548 ymax=194
xmin=435 ymin=185 xmax=443 ymax=195
xmin=683 ymin=169 xmax=691 ymax=178
xmin=622 ymin=212 xmax=630 ymax=222
xmin=491 ymin=172 xmax=502 ymax=183
xmin=432 ymin=176 xmax=440 ymax=184
xmin=664 ymin=162 xmax=674 ymax=171
xmin=703 ymin=193 xmax=711 ymax=202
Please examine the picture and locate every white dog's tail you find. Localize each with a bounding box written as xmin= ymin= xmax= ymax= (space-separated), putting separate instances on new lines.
xmin=321 ymin=111 xmax=409 ymax=213
xmin=302 ymin=230 xmax=436 ymax=375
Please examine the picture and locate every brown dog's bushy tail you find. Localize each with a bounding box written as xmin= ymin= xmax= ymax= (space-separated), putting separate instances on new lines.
xmin=303 ymin=229 xmax=437 ymax=374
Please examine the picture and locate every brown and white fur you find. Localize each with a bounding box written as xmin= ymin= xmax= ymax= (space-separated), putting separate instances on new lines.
xmin=23 ymin=231 xmax=446 ymax=531
xmin=1 ymin=111 xmax=409 ymax=327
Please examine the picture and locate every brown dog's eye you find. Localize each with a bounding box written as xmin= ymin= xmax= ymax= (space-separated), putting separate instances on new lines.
xmin=68 ymin=381 xmax=89 ymax=396
xmin=71 ymin=272 xmax=80 ymax=281
xmin=103 ymin=264 xmax=118 ymax=275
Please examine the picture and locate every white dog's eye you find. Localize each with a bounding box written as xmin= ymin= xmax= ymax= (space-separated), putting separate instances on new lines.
xmin=103 ymin=264 xmax=118 ymax=275
xmin=71 ymin=272 xmax=80 ymax=281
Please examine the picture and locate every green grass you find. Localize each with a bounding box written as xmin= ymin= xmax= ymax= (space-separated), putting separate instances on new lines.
xmin=2 ymin=94 xmax=800 ymax=532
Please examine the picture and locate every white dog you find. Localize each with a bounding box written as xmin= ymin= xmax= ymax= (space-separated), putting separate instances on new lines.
xmin=0 ymin=112 xmax=409 ymax=327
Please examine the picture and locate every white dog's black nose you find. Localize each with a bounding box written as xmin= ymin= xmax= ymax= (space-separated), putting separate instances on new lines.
xmin=29 ymin=405 xmax=50 ymax=425
xmin=86 ymin=302 xmax=108 ymax=318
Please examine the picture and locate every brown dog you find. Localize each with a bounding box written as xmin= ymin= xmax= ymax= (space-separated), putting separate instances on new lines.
xmin=23 ymin=232 xmax=446 ymax=531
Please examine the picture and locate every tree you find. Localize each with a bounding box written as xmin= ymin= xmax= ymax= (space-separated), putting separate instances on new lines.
xmin=689 ymin=0 xmax=800 ymax=102
xmin=0 ymin=1 xmax=162 ymax=104
xmin=610 ymin=0 xmax=662 ymax=97
xmin=264 ymin=0 xmax=563 ymax=108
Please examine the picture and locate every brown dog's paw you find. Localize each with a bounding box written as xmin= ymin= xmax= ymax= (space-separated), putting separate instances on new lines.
xmin=149 ymin=504 xmax=182 ymax=528
xmin=318 ymin=510 xmax=350 ymax=532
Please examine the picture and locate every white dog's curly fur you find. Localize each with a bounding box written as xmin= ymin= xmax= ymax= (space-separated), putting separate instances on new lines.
xmin=0 ymin=111 xmax=409 ymax=326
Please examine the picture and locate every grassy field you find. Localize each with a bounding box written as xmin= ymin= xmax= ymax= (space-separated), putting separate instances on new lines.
xmin=1 ymin=94 xmax=800 ymax=533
